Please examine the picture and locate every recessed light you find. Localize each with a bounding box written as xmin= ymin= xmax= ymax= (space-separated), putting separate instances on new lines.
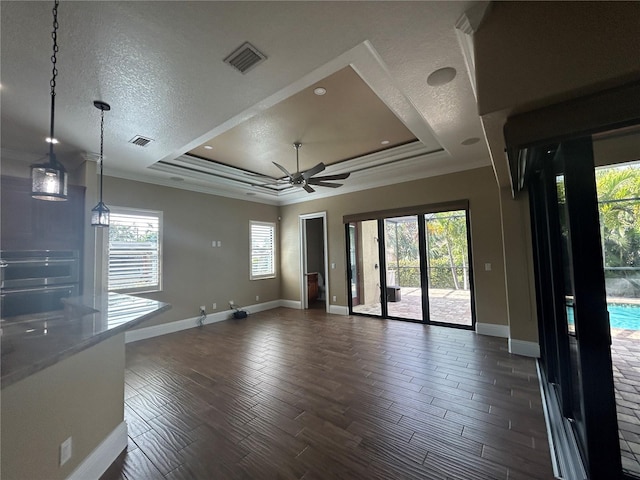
xmin=427 ymin=67 xmax=457 ymax=87
xmin=313 ymin=87 xmax=327 ymax=96
xmin=203 ymin=145 xmax=213 ymax=150
xmin=381 ymin=140 xmax=390 ymax=145
xmin=461 ymin=137 xmax=480 ymax=146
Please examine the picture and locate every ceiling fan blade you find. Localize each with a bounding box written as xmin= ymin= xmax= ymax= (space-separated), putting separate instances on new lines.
xmin=311 ymin=172 xmax=350 ymax=181
xmin=302 ymin=162 xmax=325 ymax=180
xmin=273 ymin=161 xmax=293 ymax=179
xmin=307 ymin=180 xmax=342 ymax=188
xmin=303 ymin=184 xmax=315 ymax=193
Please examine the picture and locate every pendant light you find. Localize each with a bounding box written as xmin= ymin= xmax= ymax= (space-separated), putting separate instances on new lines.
xmin=91 ymin=101 xmax=111 ymax=227
xmin=31 ymin=0 xmax=68 ymax=201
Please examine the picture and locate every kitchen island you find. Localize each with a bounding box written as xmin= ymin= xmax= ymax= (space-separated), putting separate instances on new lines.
xmin=1 ymin=292 xmax=170 ymax=480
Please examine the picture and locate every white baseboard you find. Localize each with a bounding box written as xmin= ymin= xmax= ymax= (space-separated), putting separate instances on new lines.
xmin=125 ymin=299 xmax=353 ymax=344
xmin=509 ymin=338 xmax=540 ymax=358
xmin=280 ymin=299 xmax=302 ymax=309
xmin=126 ymin=299 xmax=296 ymax=343
xmin=476 ymin=322 xmax=510 ymax=338
xmin=247 ymin=299 xmax=282 ymax=314
xmin=329 ymin=305 xmax=349 ymax=316
xmin=67 ymin=421 xmax=127 ymax=480
xmin=125 ymin=311 xmax=226 ymax=343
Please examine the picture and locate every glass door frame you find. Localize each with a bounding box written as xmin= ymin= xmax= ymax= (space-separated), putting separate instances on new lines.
xmin=525 ymin=137 xmax=623 ymax=478
xmin=506 ymin=80 xmax=640 ymax=480
xmin=344 ymin=202 xmax=476 ymax=330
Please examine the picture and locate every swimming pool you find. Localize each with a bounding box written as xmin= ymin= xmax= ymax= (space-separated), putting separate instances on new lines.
xmin=608 ymin=304 xmax=640 ymax=330
xmin=566 ymin=304 xmax=640 ymax=330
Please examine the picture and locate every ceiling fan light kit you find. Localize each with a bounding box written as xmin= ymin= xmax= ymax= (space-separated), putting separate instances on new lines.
xmin=271 ymin=142 xmax=351 ymax=194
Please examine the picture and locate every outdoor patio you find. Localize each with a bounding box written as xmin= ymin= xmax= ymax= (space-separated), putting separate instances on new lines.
xmin=611 ymin=330 xmax=640 ymax=477
xmin=353 ymin=287 xmax=472 ymax=326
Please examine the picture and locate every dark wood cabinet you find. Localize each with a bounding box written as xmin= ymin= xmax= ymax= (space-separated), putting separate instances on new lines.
xmin=1 ymin=176 xmax=85 ymax=251
xmin=307 ymin=272 xmax=318 ymax=303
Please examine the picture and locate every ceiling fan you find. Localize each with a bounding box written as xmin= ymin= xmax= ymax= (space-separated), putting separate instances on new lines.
xmin=271 ymin=142 xmax=350 ymax=193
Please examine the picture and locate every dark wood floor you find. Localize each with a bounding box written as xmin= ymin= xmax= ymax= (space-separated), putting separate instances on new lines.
xmin=101 ymin=308 xmax=555 ymax=480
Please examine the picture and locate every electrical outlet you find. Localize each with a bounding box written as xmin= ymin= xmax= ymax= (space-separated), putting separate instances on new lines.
xmin=60 ymin=437 xmax=72 ymax=466
xmin=200 ymin=305 xmax=206 ymax=313
xmin=255 ymin=295 xmax=259 ymax=302
xmin=332 ymin=295 xmax=337 ymax=302
xmin=229 ymin=301 xmax=234 ymax=308
xmin=212 ymin=303 xmax=216 ymax=310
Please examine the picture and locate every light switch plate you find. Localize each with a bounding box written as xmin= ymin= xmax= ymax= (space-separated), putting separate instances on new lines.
xmin=60 ymin=437 xmax=72 ymax=466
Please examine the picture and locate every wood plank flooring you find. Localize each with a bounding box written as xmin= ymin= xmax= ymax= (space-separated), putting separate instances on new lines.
xmin=101 ymin=308 xmax=555 ymax=479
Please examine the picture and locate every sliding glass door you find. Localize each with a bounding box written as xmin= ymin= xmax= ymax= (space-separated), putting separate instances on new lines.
xmin=346 ymin=206 xmax=475 ymax=328
xmin=425 ymin=210 xmax=473 ymax=327
xmin=505 ymin=81 xmax=640 ymax=480
xmin=529 ymin=137 xmax=622 ymax=478
xmin=384 ymin=216 xmax=423 ymax=321
xmin=350 ymin=220 xmax=382 ymax=317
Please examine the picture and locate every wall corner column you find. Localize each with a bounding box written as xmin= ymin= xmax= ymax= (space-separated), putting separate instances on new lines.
xmin=498 ymin=186 xmax=540 ymax=357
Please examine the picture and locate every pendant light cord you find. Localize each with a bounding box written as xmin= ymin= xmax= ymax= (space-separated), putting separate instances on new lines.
xmin=49 ymin=0 xmax=59 ymax=162
xmin=99 ymin=107 xmax=105 ymax=201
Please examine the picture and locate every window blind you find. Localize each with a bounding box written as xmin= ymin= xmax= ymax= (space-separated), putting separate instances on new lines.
xmin=108 ymin=209 xmax=162 ymax=292
xmin=250 ymin=221 xmax=275 ymax=279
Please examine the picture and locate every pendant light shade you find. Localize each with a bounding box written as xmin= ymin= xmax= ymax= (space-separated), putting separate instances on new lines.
xmin=91 ymin=201 xmax=110 ymax=227
xmin=31 ymin=158 xmax=68 ymax=201
xmin=32 ymin=0 xmax=68 ymax=201
xmin=91 ymin=100 xmax=111 ymax=227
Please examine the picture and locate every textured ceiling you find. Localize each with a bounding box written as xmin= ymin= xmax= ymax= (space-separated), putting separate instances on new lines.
xmin=1 ymin=1 xmax=491 ymax=204
xmin=188 ymin=67 xmax=417 ymax=178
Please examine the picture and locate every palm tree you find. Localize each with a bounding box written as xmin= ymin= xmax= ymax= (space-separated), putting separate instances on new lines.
xmin=596 ymin=166 xmax=640 ymax=298
xmin=596 ymin=167 xmax=640 ymax=269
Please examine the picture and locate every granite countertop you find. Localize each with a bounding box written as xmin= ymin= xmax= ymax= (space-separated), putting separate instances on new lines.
xmin=0 ymin=292 xmax=170 ymax=388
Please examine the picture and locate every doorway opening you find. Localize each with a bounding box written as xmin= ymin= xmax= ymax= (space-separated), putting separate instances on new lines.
xmin=300 ymin=212 xmax=329 ymax=312
xmin=596 ymin=157 xmax=640 ymax=478
xmin=525 ymin=125 xmax=640 ymax=479
xmin=346 ymin=205 xmax=475 ymax=328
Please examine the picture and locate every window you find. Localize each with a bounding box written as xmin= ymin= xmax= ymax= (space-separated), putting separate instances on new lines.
xmin=108 ymin=207 xmax=162 ymax=293
xmin=250 ymin=221 xmax=276 ymax=280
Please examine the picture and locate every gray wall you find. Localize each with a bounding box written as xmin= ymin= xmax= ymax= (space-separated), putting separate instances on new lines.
xmin=102 ymin=177 xmax=281 ymax=327
xmin=280 ymin=166 xmax=511 ymax=331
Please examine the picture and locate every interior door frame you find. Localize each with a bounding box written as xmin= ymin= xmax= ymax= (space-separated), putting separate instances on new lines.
xmin=299 ymin=212 xmax=329 ymax=312
xmin=348 ymin=223 xmax=361 ymax=306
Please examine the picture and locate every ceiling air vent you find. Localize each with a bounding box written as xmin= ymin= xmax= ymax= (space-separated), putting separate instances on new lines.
xmin=129 ymin=135 xmax=153 ymax=147
xmin=224 ymin=42 xmax=267 ymax=74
